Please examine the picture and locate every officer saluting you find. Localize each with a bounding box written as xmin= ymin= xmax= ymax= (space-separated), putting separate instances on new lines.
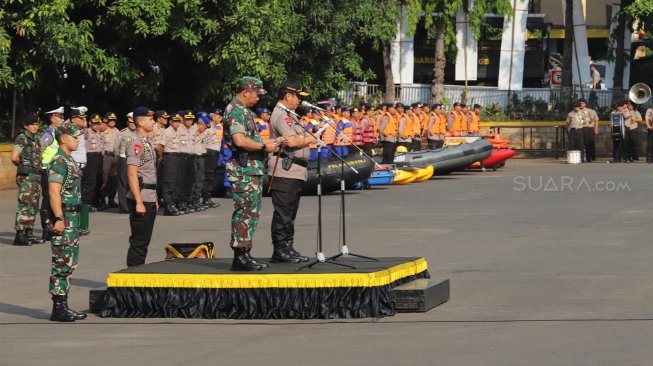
xmin=224 ymin=76 xmax=280 ymax=271
xmin=47 ymin=122 xmax=86 ymax=322
xmin=268 ymin=79 xmax=316 ymax=264
xmin=12 ymin=115 xmax=44 ymax=246
xmin=125 ymin=107 xmax=158 ymax=267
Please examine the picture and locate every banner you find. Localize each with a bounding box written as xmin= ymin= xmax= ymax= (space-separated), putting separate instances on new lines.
xmin=498 ymin=0 xmax=528 ymax=91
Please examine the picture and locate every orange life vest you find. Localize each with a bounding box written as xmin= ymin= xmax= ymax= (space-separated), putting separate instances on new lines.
xmin=254 ymin=118 xmax=270 ymax=139
xmin=468 ymin=112 xmax=480 ymax=133
xmin=428 ymin=112 xmax=440 ymax=135
xmin=361 ymin=115 xmax=376 ymax=143
xmin=321 ymin=119 xmax=336 ymax=144
xmin=410 ymin=113 xmax=421 ymax=136
xmin=334 ymin=118 xmax=353 ymax=146
xmin=383 ymin=113 xmax=398 ymax=137
xmin=400 ymin=113 xmax=413 ymax=139
xmin=448 ymin=111 xmax=466 ymax=133
xmin=215 ymin=124 xmax=224 ymax=147
xmin=351 ymin=118 xmax=363 ymax=145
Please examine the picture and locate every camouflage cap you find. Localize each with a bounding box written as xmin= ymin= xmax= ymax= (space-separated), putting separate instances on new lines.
xmin=240 ymin=76 xmax=267 ymax=95
xmin=54 ymin=122 xmax=81 ymax=138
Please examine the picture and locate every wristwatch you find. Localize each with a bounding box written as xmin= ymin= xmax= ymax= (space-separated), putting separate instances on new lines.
xmin=54 ymin=214 xmax=65 ymax=222
xmin=261 ymin=143 xmax=267 ymax=152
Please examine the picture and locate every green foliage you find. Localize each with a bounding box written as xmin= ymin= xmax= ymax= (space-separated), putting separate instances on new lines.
xmin=503 ymin=92 xmax=564 ymax=121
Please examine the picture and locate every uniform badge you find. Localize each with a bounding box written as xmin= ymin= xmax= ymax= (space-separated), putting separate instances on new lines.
xmin=134 ymin=144 xmax=142 ymax=155
xmin=284 ymin=117 xmax=293 ymax=128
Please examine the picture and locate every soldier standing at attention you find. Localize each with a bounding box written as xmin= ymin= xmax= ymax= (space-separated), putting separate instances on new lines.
xmin=48 ymin=123 xmax=86 ymax=322
xmin=40 ymin=107 xmax=66 ymax=242
xmin=157 ymin=112 xmax=183 ymax=216
xmin=84 ymin=114 xmax=104 ymax=212
xmin=12 ymin=115 xmax=44 ymax=246
xmin=224 ymin=76 xmax=280 ymax=271
xmin=117 ymin=113 xmax=136 ymax=213
xmin=567 ymin=101 xmax=587 ymax=163
xmin=190 ymin=115 xmax=209 ymax=211
xmin=427 ymin=104 xmax=441 ymax=149
xmin=268 ymin=79 xmax=316 ymax=264
xmin=152 ymin=110 xmax=169 ymax=204
xmin=101 ymin=112 xmax=120 ymax=209
xmin=201 ymin=112 xmax=222 ymax=208
xmin=177 ymin=110 xmax=196 ymax=213
xmin=125 ymin=107 xmax=158 ymax=267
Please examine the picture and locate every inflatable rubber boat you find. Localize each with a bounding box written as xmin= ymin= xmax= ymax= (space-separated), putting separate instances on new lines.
xmin=468 ymin=149 xmax=517 ymax=170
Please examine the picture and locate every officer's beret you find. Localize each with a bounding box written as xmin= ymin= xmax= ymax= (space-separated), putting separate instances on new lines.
xmin=23 ymin=115 xmax=40 ymax=125
xmin=133 ymin=107 xmax=153 ymax=118
xmin=54 ymin=122 xmax=81 ymax=138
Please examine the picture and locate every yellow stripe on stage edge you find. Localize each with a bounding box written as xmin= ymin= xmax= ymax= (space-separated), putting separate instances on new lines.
xmin=106 ymin=258 xmax=428 ymax=289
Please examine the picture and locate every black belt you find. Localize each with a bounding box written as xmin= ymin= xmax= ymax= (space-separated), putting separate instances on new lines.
xmin=164 ymin=152 xmax=182 ymax=157
xmin=181 ymin=153 xmax=195 ymax=159
xmin=570 ymin=127 xmax=582 ymax=130
xmin=87 ymin=152 xmax=102 ymax=156
xmin=62 ymin=203 xmax=83 ymax=213
xmin=206 ymin=149 xmax=220 ymax=157
xmin=104 ymin=152 xmax=116 ymax=157
xmin=280 ymin=153 xmax=307 ymax=167
xmin=140 ymin=182 xmax=157 ymax=190
xmin=16 ymin=165 xmax=41 ymax=176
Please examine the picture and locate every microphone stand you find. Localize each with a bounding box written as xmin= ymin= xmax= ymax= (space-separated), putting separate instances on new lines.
xmin=311 ymin=109 xmax=379 ymax=262
xmin=278 ymin=111 xmax=357 ymax=271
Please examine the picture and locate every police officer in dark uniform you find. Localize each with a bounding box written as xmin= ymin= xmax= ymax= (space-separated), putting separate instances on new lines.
xmin=267 ymin=79 xmax=315 ymax=263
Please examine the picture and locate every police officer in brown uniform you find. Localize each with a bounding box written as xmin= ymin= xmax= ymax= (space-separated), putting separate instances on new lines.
xmin=202 ymin=112 xmax=222 ymax=208
xmin=566 ymin=101 xmax=587 ymax=163
xmin=190 ymin=114 xmax=208 ymax=211
xmin=117 ymin=113 xmax=136 ymax=213
xmin=101 ymin=112 xmax=120 ymax=208
xmin=646 ymin=107 xmax=653 ymax=163
xmin=627 ymin=101 xmax=642 ymax=161
xmin=152 ymin=110 xmax=169 ymax=203
xmin=396 ymin=103 xmax=411 ymax=151
xmin=268 ymin=79 xmax=314 ymax=263
xmin=84 ymin=114 xmax=104 ymax=211
xmin=176 ymin=110 xmax=196 ymax=213
xmin=579 ymin=99 xmax=599 ymax=162
xmin=125 ymin=107 xmax=158 ymax=267
xmin=157 ymin=112 xmax=183 ymax=216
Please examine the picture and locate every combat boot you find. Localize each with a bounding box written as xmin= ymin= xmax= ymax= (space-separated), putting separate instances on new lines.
xmin=224 ymin=187 xmax=233 ymax=199
xmin=164 ymin=203 xmax=180 ymax=216
xmin=62 ymin=294 xmax=87 ymax=320
xmin=13 ymin=230 xmax=32 ymax=246
xmin=203 ymin=197 xmax=220 ymax=208
xmin=78 ymin=229 xmax=90 ymax=236
xmin=25 ymin=228 xmax=45 ymax=244
xmin=176 ymin=202 xmax=188 ymax=215
xmin=97 ymin=197 xmax=108 ymax=211
xmin=50 ymin=295 xmax=75 ymax=322
xmin=108 ymin=197 xmax=119 ymax=208
xmin=231 ymin=248 xmax=262 ymax=271
xmin=185 ymin=201 xmax=197 ymax=213
xmin=84 ymin=201 xmax=98 ymax=212
xmin=246 ymin=250 xmax=269 ymax=268
xmin=270 ymin=241 xmax=301 ymax=264
xmin=195 ymin=199 xmax=207 ymax=211
xmin=286 ymin=240 xmax=309 ymax=262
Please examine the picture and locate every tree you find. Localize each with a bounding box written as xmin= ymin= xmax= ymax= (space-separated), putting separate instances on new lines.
xmin=404 ymin=0 xmax=513 ymax=104
xmin=560 ymin=0 xmax=575 ymax=110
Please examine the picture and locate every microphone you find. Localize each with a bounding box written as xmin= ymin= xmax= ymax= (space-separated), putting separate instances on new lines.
xmin=301 ymin=101 xmax=328 ymax=112
xmin=277 ymin=104 xmax=301 ymax=117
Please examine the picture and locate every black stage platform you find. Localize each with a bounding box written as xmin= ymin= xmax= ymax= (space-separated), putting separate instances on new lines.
xmin=97 ymin=257 xmax=429 ymax=319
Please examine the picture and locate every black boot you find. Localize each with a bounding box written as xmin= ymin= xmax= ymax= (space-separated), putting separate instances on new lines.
xmin=108 ymin=197 xmax=119 ymax=208
xmin=231 ymin=248 xmax=262 ymax=271
xmin=185 ymin=201 xmax=196 ymax=213
xmin=176 ymin=202 xmax=188 ymax=215
xmin=287 ymin=240 xmax=309 ymax=262
xmin=270 ymin=241 xmax=301 ymax=264
xmin=25 ymin=228 xmax=45 ymax=244
xmin=84 ymin=201 xmax=98 ymax=212
xmin=164 ymin=203 xmax=180 ymax=216
xmin=224 ymin=187 xmax=233 ymax=199
xmin=78 ymin=229 xmax=90 ymax=236
xmin=194 ymin=199 xmax=206 ymax=211
xmin=203 ymin=197 xmax=220 ymax=208
xmin=246 ymin=249 xmax=268 ymax=268
xmin=50 ymin=295 xmax=75 ymax=322
xmin=13 ymin=230 xmax=32 ymax=246
xmin=97 ymin=197 xmax=108 ymax=211
xmin=63 ymin=294 xmax=86 ymax=320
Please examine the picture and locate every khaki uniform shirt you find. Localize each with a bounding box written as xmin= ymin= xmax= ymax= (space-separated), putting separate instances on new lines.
xmin=193 ymin=129 xmax=206 ymax=155
xmin=269 ymin=103 xmax=310 ymax=181
xmin=204 ymin=126 xmax=222 ymax=152
xmin=629 ymin=111 xmax=641 ymax=130
xmin=645 ymin=109 xmax=653 ymax=128
xmin=585 ymin=108 xmax=599 ymax=128
xmin=397 ymin=116 xmax=411 ymax=143
xmin=119 ymin=128 xmax=135 ymax=156
xmin=151 ymin=123 xmax=167 ymax=150
xmin=102 ymin=128 xmax=120 ymax=154
xmin=566 ymin=111 xmax=584 ymax=129
xmin=85 ymin=129 xmax=104 ymax=153
xmin=159 ymin=127 xmax=181 ymax=153
xmin=178 ymin=125 xmax=194 ymax=153
xmin=126 ymin=131 xmax=157 ymax=203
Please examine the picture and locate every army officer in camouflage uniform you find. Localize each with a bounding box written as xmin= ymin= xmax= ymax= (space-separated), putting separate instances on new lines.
xmin=224 ymin=76 xmax=282 ymax=271
xmin=48 ymin=123 xmax=86 ymax=322
xmin=12 ymin=115 xmax=44 ymax=246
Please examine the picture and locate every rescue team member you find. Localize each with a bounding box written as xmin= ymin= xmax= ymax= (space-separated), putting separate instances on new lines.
xmin=447 ymin=102 xmax=462 ymax=135
xmin=396 ymin=103 xmax=411 ymax=151
xmin=611 ymin=101 xmax=631 ymax=163
xmin=360 ymin=103 xmax=376 ymax=155
xmin=300 ymin=109 xmax=321 ymax=160
xmin=427 ymin=104 xmax=442 ymax=149
xmin=84 ymin=114 xmax=104 ymax=212
xmin=334 ymin=107 xmax=353 ymax=157
xmin=419 ymin=104 xmax=430 ymax=149
xmin=125 ymin=107 xmax=158 ymax=267
xmin=177 ymin=110 xmax=196 ymax=213
xmin=40 ymin=107 xmax=66 ymax=241
xmin=255 ymin=108 xmax=271 ymax=140
xmin=152 ymin=110 xmax=169 ymax=204
xmin=627 ymin=101 xmax=642 ymax=161
xmin=468 ymin=104 xmax=481 ymax=137
xmin=578 ymin=99 xmax=599 ymax=162
xmin=47 ymin=122 xmax=85 ymax=322
xmin=318 ymin=104 xmax=335 ymax=158
xmin=202 ymin=112 xmax=222 ymax=208
xmin=157 ymin=112 xmax=183 ymax=216
xmin=407 ymin=104 xmax=421 ymax=151
xmin=223 ymin=76 xmax=280 ymax=271
xmin=567 ymin=101 xmax=587 ymax=163
xmin=12 ymin=115 xmax=44 ymax=246
xmin=379 ymin=103 xmax=399 ymax=164
xmin=646 ymin=107 xmax=653 ymax=164
xmin=350 ymin=107 xmax=364 ymax=153
xmin=101 ymin=112 xmax=120 ymax=209
xmin=268 ymin=78 xmax=315 ymax=264
xmin=117 ymin=113 xmax=136 ymax=213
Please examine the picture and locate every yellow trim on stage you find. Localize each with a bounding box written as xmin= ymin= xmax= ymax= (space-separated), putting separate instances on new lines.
xmin=107 ymin=258 xmax=428 ymax=289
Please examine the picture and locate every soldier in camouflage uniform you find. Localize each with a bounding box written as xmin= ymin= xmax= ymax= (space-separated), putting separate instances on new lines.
xmin=12 ymin=115 xmax=45 ymax=246
xmin=224 ymin=76 xmax=282 ymax=271
xmin=47 ymin=123 xmax=86 ymax=322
